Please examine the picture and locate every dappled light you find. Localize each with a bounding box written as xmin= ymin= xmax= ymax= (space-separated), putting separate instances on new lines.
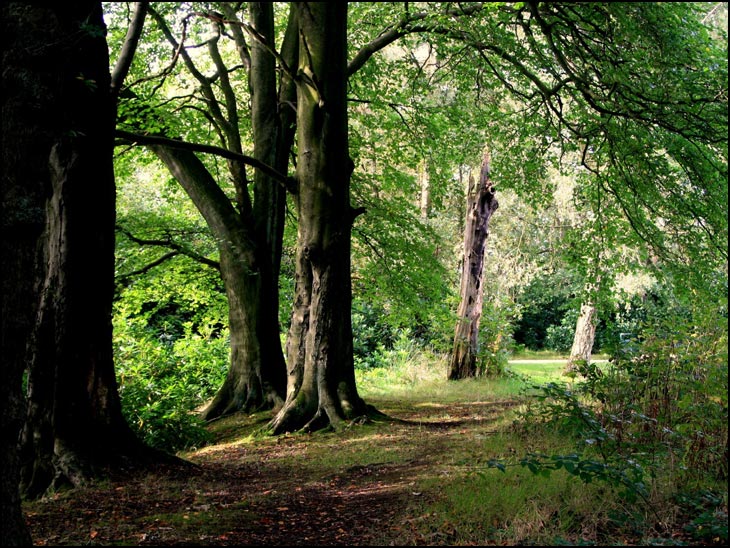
xmin=3 ymin=1 xmax=726 ymax=546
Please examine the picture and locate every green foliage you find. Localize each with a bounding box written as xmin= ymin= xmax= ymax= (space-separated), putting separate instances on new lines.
xmin=602 ymin=313 xmax=729 ymax=484
xmin=112 ymin=131 xmax=228 ymax=452
xmin=476 ymin=296 xmax=516 ymax=376
xmin=115 ymin=328 xmax=227 ymax=452
xmin=676 ymin=490 xmax=728 ymax=543
xmin=352 ymin=301 xmax=396 ymax=370
xmin=114 ymin=255 xmax=229 ymax=453
xmin=116 ymin=98 xmax=174 ymax=136
xmin=544 ymin=309 xmax=579 ymax=354
xmin=350 ymin=173 xmax=455 ymax=352
xmin=513 ymin=269 xmax=582 ymax=350
xmin=488 ymin=380 xmax=652 ymax=504
xmin=355 ymin=340 xmax=447 ymax=397
xmin=490 ymin=279 xmax=728 ymax=527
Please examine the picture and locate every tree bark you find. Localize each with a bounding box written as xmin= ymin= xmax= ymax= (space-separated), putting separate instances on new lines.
xmin=1 ymin=3 xmax=45 ymax=541
xmin=132 ymin=3 xmax=299 ymax=421
xmin=3 ymin=1 xmax=162 ymax=502
xmin=249 ymin=2 xmax=297 ymax=283
xmin=149 ymin=146 xmax=286 ymax=418
xmin=269 ymin=2 xmax=376 ymax=434
xmin=419 ymin=159 xmax=431 ymax=220
xmin=449 ymin=151 xmax=499 ymax=380
xmin=566 ymin=302 xmax=597 ymax=372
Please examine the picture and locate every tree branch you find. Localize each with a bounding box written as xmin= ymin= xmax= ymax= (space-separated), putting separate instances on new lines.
xmin=217 ymin=3 xmax=251 ymax=70
xmin=116 ymin=224 xmax=222 ymax=272
xmin=347 ymin=3 xmax=485 ymax=76
xmin=115 ymin=251 xmax=181 ymax=284
xmin=115 ymin=129 xmax=297 ymax=194
xmin=147 ymin=6 xmax=232 ymax=137
xmin=110 ymin=1 xmax=149 ymax=99
xmin=198 ymin=9 xmax=298 ymax=82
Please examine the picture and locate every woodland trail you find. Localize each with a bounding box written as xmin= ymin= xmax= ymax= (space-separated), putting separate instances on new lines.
xmin=24 ymin=399 xmax=517 ymax=546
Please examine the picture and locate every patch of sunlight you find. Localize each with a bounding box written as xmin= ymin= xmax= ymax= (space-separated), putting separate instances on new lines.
xmin=191 ymin=434 xmax=256 ymax=456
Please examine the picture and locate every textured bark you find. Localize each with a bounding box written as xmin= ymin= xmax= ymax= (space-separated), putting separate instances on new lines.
xmin=269 ymin=2 xmax=375 ymax=434
xmin=2 ymin=1 xmax=162 ymax=502
xmin=136 ymin=3 xmax=298 ymax=421
xmin=149 ymin=147 xmax=286 ymax=418
xmin=449 ymin=151 xmax=499 ymax=380
xmin=249 ymin=2 xmax=297 ymax=282
xmin=1 ymin=4 xmax=44 ymax=541
xmin=566 ymin=303 xmax=597 ymax=373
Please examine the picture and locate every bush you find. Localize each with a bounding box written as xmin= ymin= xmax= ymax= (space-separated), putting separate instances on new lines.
xmin=489 ymin=283 xmax=728 ymax=542
xmin=113 ymin=264 xmax=229 ymax=453
xmin=352 ymin=301 xmax=396 ymax=370
xmin=543 ymin=309 xmax=579 ymax=354
xmin=477 ymin=298 xmax=516 ymax=376
xmin=115 ymin=326 xmax=228 ymax=453
xmin=513 ymin=297 xmax=726 ymax=487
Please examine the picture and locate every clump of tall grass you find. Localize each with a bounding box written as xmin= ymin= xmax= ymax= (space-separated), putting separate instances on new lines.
xmin=355 ymin=331 xmax=528 ymax=402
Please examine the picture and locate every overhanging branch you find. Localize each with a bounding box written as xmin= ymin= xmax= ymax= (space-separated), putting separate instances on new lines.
xmin=115 ymin=129 xmax=297 ymax=194
xmin=115 ymin=251 xmax=181 ymax=284
xmin=116 ymin=224 xmax=222 ymax=278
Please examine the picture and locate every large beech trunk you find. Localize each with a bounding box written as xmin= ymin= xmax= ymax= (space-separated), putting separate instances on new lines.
xmin=1 ymin=3 xmax=49 ymax=541
xmin=449 ymin=151 xmax=499 ymax=380
xmin=269 ymin=2 xmax=374 ymax=434
xmin=139 ymin=3 xmax=298 ymax=421
xmin=150 ymin=146 xmax=286 ymax=418
xmin=10 ymin=1 xmax=163 ymax=501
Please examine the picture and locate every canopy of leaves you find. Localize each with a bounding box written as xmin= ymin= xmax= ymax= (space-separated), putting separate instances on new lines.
xmin=105 ymin=1 xmax=727 ymax=363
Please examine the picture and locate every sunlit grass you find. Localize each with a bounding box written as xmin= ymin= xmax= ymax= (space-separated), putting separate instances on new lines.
xmin=354 ymin=349 xmax=710 ymax=545
xmin=355 ymin=348 xmax=606 ymax=402
xmin=176 ymin=347 xmax=726 ymax=546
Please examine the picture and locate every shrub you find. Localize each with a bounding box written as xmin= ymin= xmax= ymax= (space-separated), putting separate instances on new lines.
xmin=113 ymin=266 xmax=229 ymax=453
xmin=115 ymin=325 xmax=228 ymax=452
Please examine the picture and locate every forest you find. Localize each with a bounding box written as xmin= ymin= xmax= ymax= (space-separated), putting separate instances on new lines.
xmin=1 ymin=1 xmax=727 ymax=546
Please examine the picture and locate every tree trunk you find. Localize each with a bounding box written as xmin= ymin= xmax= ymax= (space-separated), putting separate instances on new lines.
xmin=149 ymin=146 xmax=286 ymax=419
xmin=249 ymin=1 xmax=297 ymax=283
xmin=449 ymin=151 xmax=499 ymax=380
xmin=566 ymin=302 xmax=597 ymax=373
xmin=7 ymin=1 xmax=163 ymax=501
xmin=269 ymin=2 xmax=375 ymax=434
xmin=135 ymin=3 xmax=298 ymax=421
xmin=419 ymin=159 xmax=431 ymax=220
xmin=1 ymin=3 xmax=47 ymax=541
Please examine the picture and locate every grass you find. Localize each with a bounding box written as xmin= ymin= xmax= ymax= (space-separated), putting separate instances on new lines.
xmin=356 ymin=352 xmax=726 ymax=545
xmin=24 ymin=350 xmax=727 ymax=546
xmin=507 ymin=353 xmax=610 ymax=385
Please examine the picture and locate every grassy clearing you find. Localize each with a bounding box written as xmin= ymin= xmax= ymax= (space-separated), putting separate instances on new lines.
xmin=24 ymin=350 xmax=726 ymax=546
xmin=356 ymin=352 xmax=726 ymax=545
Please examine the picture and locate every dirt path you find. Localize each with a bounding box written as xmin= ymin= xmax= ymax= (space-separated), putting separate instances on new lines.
xmin=24 ymin=400 xmax=512 ymax=546
xmin=22 ymin=395 xmax=723 ymax=546
xmin=25 ymin=447 xmax=410 ymax=546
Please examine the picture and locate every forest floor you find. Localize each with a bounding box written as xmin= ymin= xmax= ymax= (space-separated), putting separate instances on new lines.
xmin=23 ymin=390 xmax=726 ymax=546
xmin=23 ymin=397 xmax=522 ymax=546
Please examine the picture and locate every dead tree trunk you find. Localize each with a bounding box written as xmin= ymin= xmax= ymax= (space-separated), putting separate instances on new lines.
xmin=566 ymin=302 xmax=597 ymax=373
xmin=449 ymin=151 xmax=499 ymax=380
